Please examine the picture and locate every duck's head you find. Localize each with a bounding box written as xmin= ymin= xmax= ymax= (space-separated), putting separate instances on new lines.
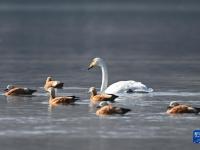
xmin=88 ymin=87 xmax=96 ymax=93
xmin=88 ymin=87 xmax=97 ymax=96
xmin=169 ymin=101 xmax=180 ymax=107
xmin=46 ymin=76 xmax=53 ymax=82
xmin=167 ymin=101 xmax=180 ymax=109
xmin=88 ymin=57 xmax=104 ymax=70
xmin=96 ymin=101 xmax=111 ymax=108
xmin=4 ymin=85 xmax=15 ymax=91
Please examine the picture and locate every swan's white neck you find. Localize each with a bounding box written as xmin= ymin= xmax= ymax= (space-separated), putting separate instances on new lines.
xmin=99 ymin=61 xmax=108 ymax=92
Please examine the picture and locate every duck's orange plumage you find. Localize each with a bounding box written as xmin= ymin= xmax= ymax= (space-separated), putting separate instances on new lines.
xmin=48 ymin=87 xmax=79 ymax=105
xmin=89 ymin=87 xmax=118 ymax=104
xmin=4 ymin=85 xmax=37 ymax=96
xmin=96 ymin=101 xmax=131 ymax=116
xmin=44 ymin=77 xmax=64 ymax=91
xmin=96 ymin=105 xmax=116 ymax=116
xmin=166 ymin=101 xmax=200 ymax=114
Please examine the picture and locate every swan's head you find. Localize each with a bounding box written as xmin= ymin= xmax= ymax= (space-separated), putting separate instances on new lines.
xmin=96 ymin=101 xmax=111 ymax=108
xmin=88 ymin=57 xmax=104 ymax=70
xmin=46 ymin=76 xmax=53 ymax=81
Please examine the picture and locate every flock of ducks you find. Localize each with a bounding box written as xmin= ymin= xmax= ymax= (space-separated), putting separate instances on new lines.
xmin=2 ymin=57 xmax=200 ymax=116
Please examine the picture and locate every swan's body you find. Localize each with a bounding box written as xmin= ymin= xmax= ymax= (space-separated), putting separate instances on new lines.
xmin=104 ymin=80 xmax=153 ymax=94
xmin=88 ymin=57 xmax=153 ymax=94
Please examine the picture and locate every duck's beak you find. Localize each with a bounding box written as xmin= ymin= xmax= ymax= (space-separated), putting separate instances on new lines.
xmin=96 ymin=105 xmax=101 ymax=109
xmin=4 ymin=89 xmax=8 ymax=92
xmin=167 ymin=106 xmax=172 ymax=110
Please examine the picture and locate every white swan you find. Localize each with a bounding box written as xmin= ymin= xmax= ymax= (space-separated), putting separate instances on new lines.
xmin=88 ymin=57 xmax=153 ymax=94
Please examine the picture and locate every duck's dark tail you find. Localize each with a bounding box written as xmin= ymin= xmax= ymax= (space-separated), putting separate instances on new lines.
xmin=28 ymin=89 xmax=37 ymax=94
xmin=108 ymin=94 xmax=119 ymax=102
xmin=111 ymin=94 xmax=119 ymax=99
xmin=115 ymin=107 xmax=131 ymax=115
xmin=194 ymin=107 xmax=200 ymax=113
xmin=55 ymin=83 xmax=64 ymax=89
xmin=68 ymin=96 xmax=80 ymax=101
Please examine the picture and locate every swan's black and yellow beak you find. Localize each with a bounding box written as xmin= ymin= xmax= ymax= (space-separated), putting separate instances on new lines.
xmin=88 ymin=62 xmax=95 ymax=70
xmin=88 ymin=65 xmax=94 ymax=70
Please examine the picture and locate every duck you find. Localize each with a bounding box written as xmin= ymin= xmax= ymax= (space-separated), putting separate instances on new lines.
xmin=4 ymin=85 xmax=37 ymax=96
xmin=88 ymin=57 xmax=153 ymax=95
xmin=88 ymin=87 xmax=118 ymax=104
xmin=96 ymin=101 xmax=131 ymax=116
xmin=47 ymin=87 xmax=79 ymax=105
xmin=44 ymin=76 xmax=64 ymax=91
xmin=166 ymin=101 xmax=200 ymax=114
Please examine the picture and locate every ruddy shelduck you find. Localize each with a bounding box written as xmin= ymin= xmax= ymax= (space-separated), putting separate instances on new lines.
xmin=4 ymin=85 xmax=37 ymax=96
xmin=88 ymin=87 xmax=118 ymax=104
xmin=166 ymin=101 xmax=200 ymax=114
xmin=96 ymin=101 xmax=131 ymax=116
xmin=47 ymin=87 xmax=79 ymax=105
xmin=44 ymin=76 xmax=64 ymax=91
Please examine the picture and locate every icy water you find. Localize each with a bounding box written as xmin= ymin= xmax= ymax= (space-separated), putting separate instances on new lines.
xmin=0 ymin=1 xmax=200 ymax=150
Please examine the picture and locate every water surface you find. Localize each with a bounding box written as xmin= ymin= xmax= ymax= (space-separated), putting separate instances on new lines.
xmin=0 ymin=1 xmax=200 ymax=150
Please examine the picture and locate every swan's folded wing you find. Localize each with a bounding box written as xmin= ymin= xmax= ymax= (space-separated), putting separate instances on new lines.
xmin=105 ymin=80 xmax=153 ymax=94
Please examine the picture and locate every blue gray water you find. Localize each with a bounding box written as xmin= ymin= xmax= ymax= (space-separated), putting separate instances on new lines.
xmin=0 ymin=1 xmax=200 ymax=150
